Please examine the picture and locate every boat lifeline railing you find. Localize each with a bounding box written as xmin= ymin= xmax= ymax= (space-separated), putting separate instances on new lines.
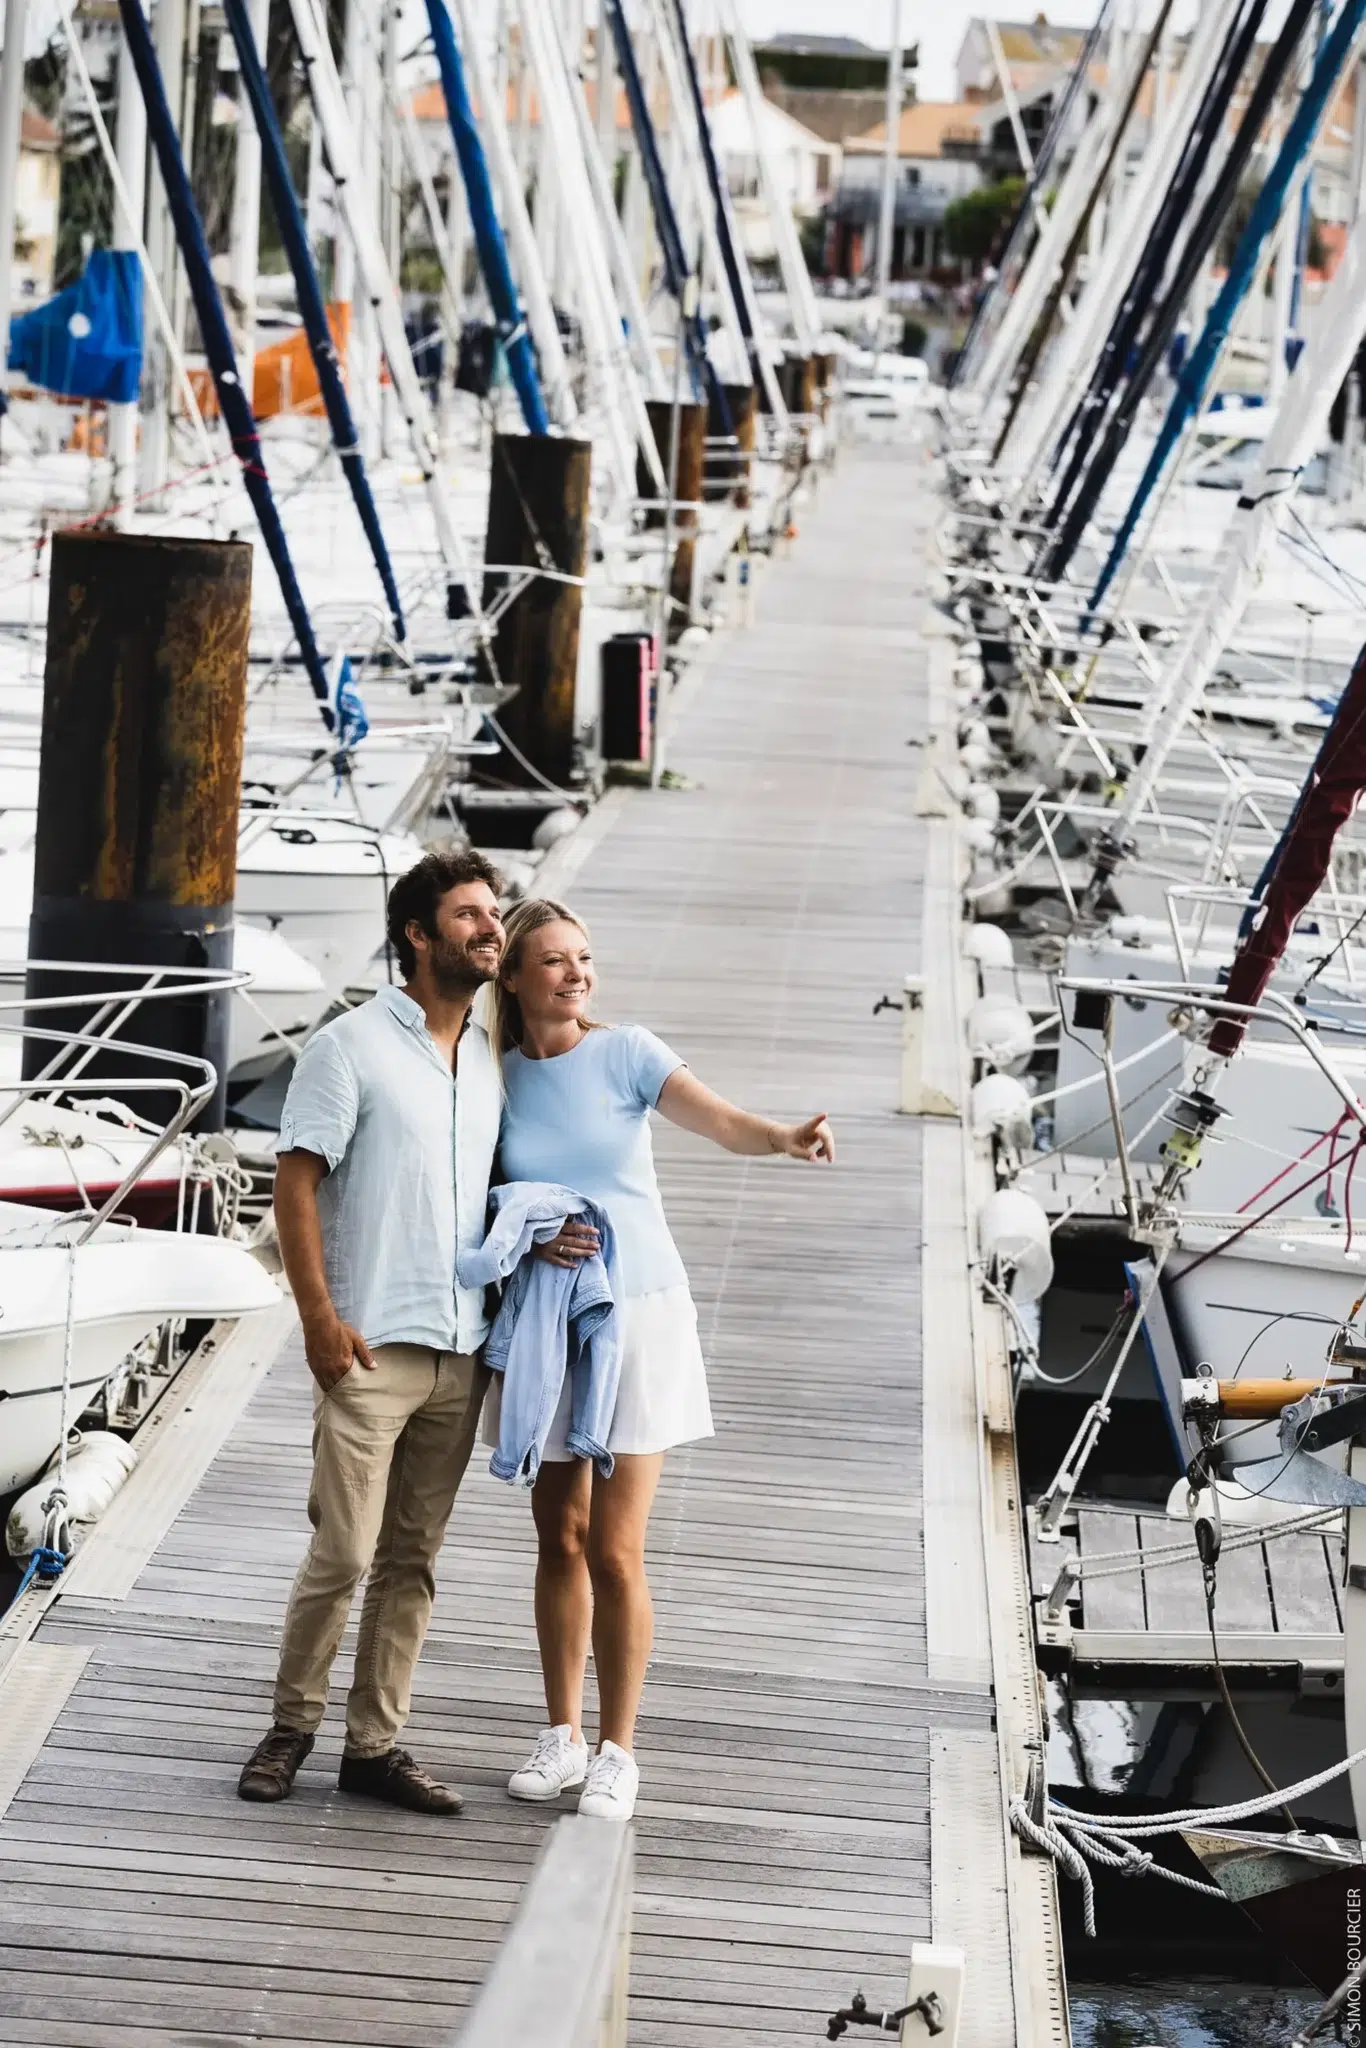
xmin=1055 ymin=976 xmax=1366 ymax=1232
xmin=0 ymin=959 xmax=248 ymax=1239
xmin=1033 ymin=976 xmax=1366 ymax=1533
xmin=455 ymin=1817 xmax=633 ymax=2048
xmin=1158 ymin=879 xmax=1366 ymax=985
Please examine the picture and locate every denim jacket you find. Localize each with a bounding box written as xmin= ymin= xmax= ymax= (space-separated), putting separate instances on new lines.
xmin=458 ymin=1182 xmax=622 ymax=1487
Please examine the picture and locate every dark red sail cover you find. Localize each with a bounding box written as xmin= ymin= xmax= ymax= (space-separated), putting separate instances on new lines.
xmin=1210 ymin=641 xmax=1366 ymax=1059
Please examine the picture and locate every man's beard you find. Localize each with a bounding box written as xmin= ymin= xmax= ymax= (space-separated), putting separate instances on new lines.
xmin=427 ymin=933 xmax=499 ymax=994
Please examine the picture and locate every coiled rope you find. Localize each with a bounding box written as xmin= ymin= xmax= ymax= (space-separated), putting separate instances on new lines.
xmin=1009 ymin=1798 xmax=1225 ymax=1938
xmin=1011 ymin=1734 xmax=1366 ymax=1935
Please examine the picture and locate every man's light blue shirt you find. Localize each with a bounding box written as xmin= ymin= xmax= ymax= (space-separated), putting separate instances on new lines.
xmin=277 ymin=983 xmax=500 ymax=1355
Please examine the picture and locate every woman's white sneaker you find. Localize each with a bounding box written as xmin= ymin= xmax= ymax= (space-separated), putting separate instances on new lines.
xmin=577 ymin=1741 xmax=639 ymax=1819
xmin=508 ymin=1725 xmax=589 ymax=1801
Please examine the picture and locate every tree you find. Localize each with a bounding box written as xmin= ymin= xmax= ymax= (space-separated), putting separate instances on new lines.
xmin=944 ymin=177 xmax=1025 ymax=268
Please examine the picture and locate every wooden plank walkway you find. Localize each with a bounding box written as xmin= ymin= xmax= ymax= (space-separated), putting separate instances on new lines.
xmin=0 ymin=445 xmax=1003 ymax=2046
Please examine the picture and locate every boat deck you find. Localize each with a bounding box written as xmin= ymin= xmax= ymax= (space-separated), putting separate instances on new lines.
xmin=0 ymin=446 xmax=1045 ymax=2046
xmin=1035 ymin=1506 xmax=1344 ymax=1686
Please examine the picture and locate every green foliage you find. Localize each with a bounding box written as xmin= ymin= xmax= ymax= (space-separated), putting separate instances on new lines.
xmin=944 ymin=177 xmax=1025 ymax=267
xmin=401 ymin=247 xmax=446 ymax=295
xmin=24 ymin=44 xmax=63 ymax=120
xmin=54 ymin=123 xmax=113 ymax=291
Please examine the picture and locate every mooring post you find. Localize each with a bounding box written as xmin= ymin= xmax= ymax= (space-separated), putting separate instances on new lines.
xmin=642 ymin=398 xmax=706 ymax=635
xmin=705 ymin=382 xmax=756 ymax=506
xmin=25 ymin=530 xmax=252 ymax=1131
xmin=813 ymin=352 xmax=836 ymax=423
xmin=481 ymin=432 xmax=593 ymax=787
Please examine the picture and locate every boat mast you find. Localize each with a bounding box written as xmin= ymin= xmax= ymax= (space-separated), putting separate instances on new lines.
xmin=1000 ymin=0 xmax=1244 ymax=490
xmin=875 ymin=0 xmax=901 ymax=366
xmin=222 ymin=0 xmax=407 ymax=642
xmin=286 ymin=0 xmax=481 ymax=603
xmin=445 ymin=0 xmax=578 ymax=432
xmin=0 ymin=0 xmax=32 ymax=450
xmin=517 ymin=0 xmax=659 ymax=502
xmin=108 ymin=0 xmax=148 ymax=518
xmin=558 ymin=2 xmax=666 ymax=401
xmin=1086 ymin=0 xmax=1366 ymax=614
xmin=225 ymin=0 xmax=269 ymax=395
xmin=1093 ymin=201 xmax=1366 ymax=877
xmin=116 ymin=0 xmax=335 ymax=713
xmin=663 ymin=0 xmax=785 ymax=419
xmin=718 ymin=0 xmax=819 ymax=358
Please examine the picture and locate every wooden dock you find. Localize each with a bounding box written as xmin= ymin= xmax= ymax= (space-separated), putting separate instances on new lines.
xmin=0 ymin=445 xmax=1058 ymax=2046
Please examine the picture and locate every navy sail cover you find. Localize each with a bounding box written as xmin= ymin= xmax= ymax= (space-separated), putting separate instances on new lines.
xmin=7 ymin=250 xmax=143 ymax=404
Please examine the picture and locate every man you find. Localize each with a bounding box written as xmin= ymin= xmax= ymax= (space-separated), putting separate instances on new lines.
xmin=238 ymin=849 xmax=505 ymax=1814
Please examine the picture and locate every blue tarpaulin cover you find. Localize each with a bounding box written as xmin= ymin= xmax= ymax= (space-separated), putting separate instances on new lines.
xmin=7 ymin=249 xmax=142 ymax=404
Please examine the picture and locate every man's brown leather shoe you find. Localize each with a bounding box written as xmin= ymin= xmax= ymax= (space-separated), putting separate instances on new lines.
xmin=238 ymin=1725 xmax=315 ymax=1802
xmin=338 ymin=1746 xmax=462 ymax=1814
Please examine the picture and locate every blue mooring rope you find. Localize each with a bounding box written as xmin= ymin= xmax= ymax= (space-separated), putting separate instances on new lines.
xmin=8 ymin=1545 xmax=67 ymax=1610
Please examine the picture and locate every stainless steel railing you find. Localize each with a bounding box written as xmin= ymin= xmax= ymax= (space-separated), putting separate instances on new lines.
xmin=0 ymin=959 xmax=250 ymax=1239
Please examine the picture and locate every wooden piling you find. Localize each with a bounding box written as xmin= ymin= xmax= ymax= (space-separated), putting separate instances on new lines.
xmin=481 ymin=432 xmax=593 ymax=788
xmin=705 ymin=383 xmax=757 ymax=506
xmin=26 ymin=530 xmax=252 ymax=1130
xmin=814 ymin=352 xmax=836 ymax=422
xmin=776 ymin=353 xmax=817 ymax=417
xmin=641 ymin=399 xmax=706 ymax=636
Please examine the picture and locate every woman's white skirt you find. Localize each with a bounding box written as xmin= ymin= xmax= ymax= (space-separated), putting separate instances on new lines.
xmin=481 ymin=1284 xmax=714 ymax=1462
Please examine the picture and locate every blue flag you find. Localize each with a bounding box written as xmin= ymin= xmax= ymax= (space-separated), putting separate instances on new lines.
xmin=333 ymin=654 xmax=369 ymax=751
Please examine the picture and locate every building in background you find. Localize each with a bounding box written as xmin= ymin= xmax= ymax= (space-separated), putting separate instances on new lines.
xmin=711 ymin=88 xmax=837 ymax=264
xmin=956 ymin=14 xmax=1091 ymax=102
xmin=750 ymin=33 xmax=913 ymax=154
xmin=13 ymin=107 xmax=60 ymax=305
xmin=828 ymin=101 xmax=984 ymax=281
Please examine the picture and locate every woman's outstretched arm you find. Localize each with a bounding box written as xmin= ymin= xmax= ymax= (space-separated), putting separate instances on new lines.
xmin=656 ymin=1069 xmax=835 ymax=1162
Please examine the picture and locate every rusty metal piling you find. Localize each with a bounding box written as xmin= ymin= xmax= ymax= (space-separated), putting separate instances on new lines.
xmin=25 ymin=530 xmax=252 ymax=1130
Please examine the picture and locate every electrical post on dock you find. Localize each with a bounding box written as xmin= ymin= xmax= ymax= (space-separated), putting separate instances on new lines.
xmin=24 ymin=530 xmax=253 ymax=1131
xmin=895 ymin=973 xmax=957 ymax=1118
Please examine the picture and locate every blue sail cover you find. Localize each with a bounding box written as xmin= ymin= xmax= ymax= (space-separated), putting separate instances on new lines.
xmin=7 ymin=250 xmax=143 ymax=403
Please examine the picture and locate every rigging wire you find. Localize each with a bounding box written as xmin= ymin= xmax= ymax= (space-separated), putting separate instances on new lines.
xmin=1042 ymin=0 xmax=1316 ymax=584
xmin=1042 ymin=0 xmax=1273 ymax=531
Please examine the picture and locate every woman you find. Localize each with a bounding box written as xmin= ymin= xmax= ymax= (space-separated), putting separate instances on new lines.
xmin=487 ymin=897 xmax=834 ymax=1820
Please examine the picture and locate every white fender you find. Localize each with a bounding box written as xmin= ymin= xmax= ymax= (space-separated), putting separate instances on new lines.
xmin=970 ymin=1073 xmax=1034 ymax=1147
xmin=964 ymin=923 xmax=1015 ymax=968
xmin=6 ymin=1430 xmax=137 ymax=1559
xmin=978 ymin=1188 xmax=1054 ymax=1304
xmin=967 ymin=995 xmax=1035 ymax=1075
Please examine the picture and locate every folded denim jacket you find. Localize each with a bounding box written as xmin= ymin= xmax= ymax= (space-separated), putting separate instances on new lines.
xmin=458 ymin=1181 xmax=622 ymax=1486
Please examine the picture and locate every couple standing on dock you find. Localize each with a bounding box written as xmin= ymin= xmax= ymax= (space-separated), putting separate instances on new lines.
xmin=237 ymin=850 xmax=834 ymax=1822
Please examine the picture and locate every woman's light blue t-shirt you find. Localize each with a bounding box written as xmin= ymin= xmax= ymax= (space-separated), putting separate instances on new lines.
xmin=499 ymin=1024 xmax=687 ymax=1296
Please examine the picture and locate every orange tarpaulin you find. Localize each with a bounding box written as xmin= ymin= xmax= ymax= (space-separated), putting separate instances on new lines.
xmin=156 ymin=306 xmax=356 ymax=425
xmin=252 ymin=303 xmax=351 ymax=420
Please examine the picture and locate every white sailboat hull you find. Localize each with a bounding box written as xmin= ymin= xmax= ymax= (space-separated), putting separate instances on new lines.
xmin=0 ymin=1231 xmax=281 ymax=1493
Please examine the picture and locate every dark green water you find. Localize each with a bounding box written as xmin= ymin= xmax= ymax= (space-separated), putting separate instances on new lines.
xmin=1070 ymin=1980 xmax=1318 ymax=2046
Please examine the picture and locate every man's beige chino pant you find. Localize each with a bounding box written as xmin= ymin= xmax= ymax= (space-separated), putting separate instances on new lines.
xmin=274 ymin=1342 xmax=489 ymax=1756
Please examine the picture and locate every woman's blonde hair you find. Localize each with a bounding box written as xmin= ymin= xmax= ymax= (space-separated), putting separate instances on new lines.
xmin=491 ymin=897 xmax=600 ymax=1056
